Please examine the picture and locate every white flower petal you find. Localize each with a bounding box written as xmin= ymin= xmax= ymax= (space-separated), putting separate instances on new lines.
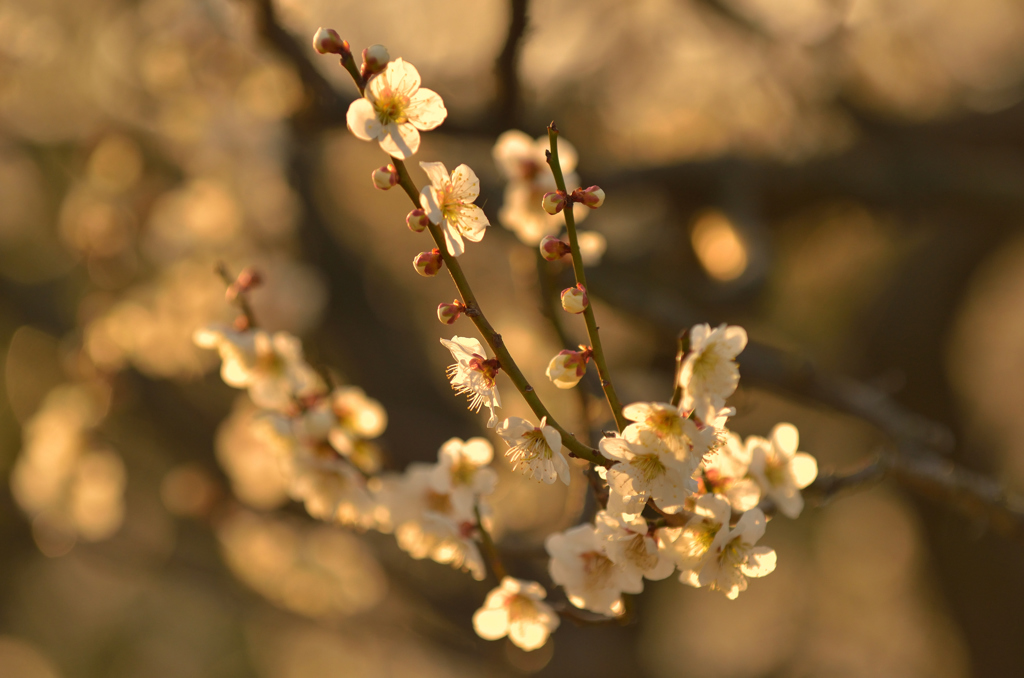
xmin=473 ymin=606 xmax=510 ymax=640
xmin=419 ymin=161 xmax=450 ymax=189
xmin=346 ymin=98 xmax=380 ymax=141
xmin=790 ymin=452 xmax=818 ymax=489
xmin=379 ymin=122 xmax=419 ymax=159
xmin=456 ymin=204 xmax=489 ymax=242
xmin=407 ymin=88 xmax=447 ymax=130
xmin=771 ymin=423 xmax=799 ymax=457
xmin=443 ymin=222 xmax=465 ymax=257
xmin=450 ymin=164 xmax=481 ymax=202
xmin=741 ymin=545 xmax=777 ymax=578
xmin=420 ymin=185 xmax=443 ymax=224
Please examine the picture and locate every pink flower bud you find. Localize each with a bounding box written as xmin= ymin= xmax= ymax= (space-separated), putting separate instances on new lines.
xmin=539 ymin=235 xmax=570 ymax=261
xmin=437 ymin=300 xmax=465 ymax=325
xmin=541 ymin=190 xmax=567 ymax=215
xmin=372 ymin=164 xmax=398 ymax=190
xmin=413 ymin=249 xmax=443 ymax=277
xmin=545 ymin=348 xmax=590 ymax=389
xmin=579 ymin=185 xmax=605 ymax=208
xmin=361 ymin=44 xmax=390 ymax=75
xmin=312 ymin=28 xmax=349 ymax=56
xmin=406 ymin=208 xmax=430 ymax=233
xmin=560 ymin=284 xmax=589 ymax=314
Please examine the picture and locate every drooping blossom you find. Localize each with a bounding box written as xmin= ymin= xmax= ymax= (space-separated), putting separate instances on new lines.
xmin=194 ymin=326 xmax=324 ymax=412
xmin=693 ymin=506 xmax=777 ymax=599
xmin=345 ymin=58 xmax=446 ymax=159
xmin=747 ymin=423 xmax=817 ymax=519
xmin=495 ymin=416 xmax=570 ymax=485
xmin=595 ymin=510 xmax=675 ymax=585
xmin=473 ymin=577 xmax=560 ymax=651
xmin=679 ymin=323 xmax=747 ymax=424
xmin=420 ymin=162 xmax=489 ymax=257
xmin=440 ymin=336 xmax=501 ymax=427
xmin=546 ymin=523 xmax=641 ymax=617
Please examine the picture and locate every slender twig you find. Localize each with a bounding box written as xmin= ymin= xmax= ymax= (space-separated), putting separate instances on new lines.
xmin=475 ymin=504 xmax=507 ymax=581
xmin=492 ymin=0 xmax=529 ymax=131
xmin=390 ymin=159 xmax=607 ymax=466
xmin=547 ymin=124 xmax=629 ymax=432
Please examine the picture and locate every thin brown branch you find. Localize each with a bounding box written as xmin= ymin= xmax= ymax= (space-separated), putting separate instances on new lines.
xmin=493 ymin=0 xmax=529 ymax=131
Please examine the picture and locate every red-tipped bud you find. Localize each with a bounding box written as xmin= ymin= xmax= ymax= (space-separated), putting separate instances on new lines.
xmin=413 ymin=248 xmax=443 ymax=277
xmin=372 ymin=163 xmax=398 ymax=190
xmin=539 ymin=235 xmax=571 ymax=261
xmin=437 ymin=300 xmax=466 ymax=325
xmin=312 ymin=28 xmax=349 ymax=56
xmin=560 ymin=284 xmax=589 ymax=314
xmin=406 ymin=208 xmax=430 ymax=233
xmin=361 ymin=44 xmax=390 ymax=76
xmin=579 ymin=185 xmax=605 ymax=208
xmin=225 ymin=267 xmax=262 ymax=301
xmin=545 ymin=348 xmax=591 ymax=389
xmin=541 ymin=190 xmax=568 ymax=215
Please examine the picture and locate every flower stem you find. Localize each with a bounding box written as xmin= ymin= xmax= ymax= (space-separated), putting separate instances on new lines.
xmin=671 ymin=329 xmax=690 ymax=408
xmin=215 ymin=262 xmax=258 ymax=329
xmin=546 ymin=124 xmax=629 ymax=432
xmin=391 ymin=158 xmax=609 ymax=467
xmin=475 ymin=503 xmax=507 ymax=582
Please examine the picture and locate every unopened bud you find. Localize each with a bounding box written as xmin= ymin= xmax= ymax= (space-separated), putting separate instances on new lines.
xmin=539 ymin=235 xmax=570 ymax=261
xmin=541 ymin=190 xmax=567 ymax=215
xmin=361 ymin=44 xmax=390 ymax=75
xmin=560 ymin=284 xmax=589 ymax=314
xmin=579 ymin=185 xmax=605 ymax=208
xmin=372 ymin=163 xmax=398 ymax=190
xmin=406 ymin=208 xmax=430 ymax=233
xmin=312 ymin=28 xmax=349 ymax=56
xmin=413 ymin=248 xmax=443 ymax=277
xmin=437 ymin=300 xmax=465 ymax=325
xmin=545 ymin=348 xmax=590 ymax=389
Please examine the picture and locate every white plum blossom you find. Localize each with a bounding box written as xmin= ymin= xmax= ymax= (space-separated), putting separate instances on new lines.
xmin=747 ymin=423 xmax=818 ymax=519
xmin=659 ymin=493 xmax=732 ymax=586
xmin=430 ymin=437 xmax=498 ymax=497
xmin=492 ymin=130 xmax=588 ymax=246
xmin=285 ymin=451 xmax=377 ymax=529
xmin=679 ymin=323 xmax=747 ymax=425
xmin=595 ymin=511 xmax=675 ymax=585
xmin=701 ymin=431 xmax=761 ymax=512
xmin=420 ymin=162 xmax=489 ymax=257
xmin=325 ymin=386 xmax=388 ymax=455
xmin=599 ymin=422 xmax=711 ymax=515
xmin=695 ymin=507 xmax=777 ymax=599
xmin=546 ymin=523 xmax=641 ymax=617
xmin=194 ymin=326 xmax=324 ymax=412
xmin=495 ymin=416 xmax=570 ymax=485
xmin=473 ymin=577 xmax=560 ymax=651
xmin=346 ymin=58 xmax=446 ymax=159
xmin=440 ymin=336 xmax=502 ymax=427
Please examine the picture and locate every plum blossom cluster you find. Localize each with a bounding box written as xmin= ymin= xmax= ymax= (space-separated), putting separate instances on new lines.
xmin=190 ymin=29 xmax=829 ymax=656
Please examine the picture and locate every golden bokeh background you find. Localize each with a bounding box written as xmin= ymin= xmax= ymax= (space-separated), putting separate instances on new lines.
xmin=2 ymin=0 xmax=1024 ymax=675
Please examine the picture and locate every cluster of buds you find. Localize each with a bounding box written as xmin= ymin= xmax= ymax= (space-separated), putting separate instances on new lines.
xmin=539 ymin=235 xmax=571 ymax=261
xmin=560 ymin=284 xmax=589 ymax=314
xmin=312 ymin=28 xmax=350 ymax=57
xmin=406 ymin=208 xmax=430 ymax=233
xmin=360 ymin=44 xmax=389 ymax=79
xmin=546 ymin=346 xmax=593 ymax=389
xmin=437 ymin=299 xmax=467 ymax=325
xmin=414 ymin=248 xmax=444 ymax=277
xmin=541 ymin=185 xmax=606 ymax=216
xmin=372 ymin=163 xmax=399 ymax=190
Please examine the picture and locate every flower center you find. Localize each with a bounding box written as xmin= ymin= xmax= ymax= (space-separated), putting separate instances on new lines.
xmin=718 ymin=535 xmax=747 ymax=569
xmin=625 ymin=533 xmax=658 ymax=571
xmin=508 ymin=593 xmax=537 ymax=622
xmin=629 ymin=453 xmax=666 ymax=483
xmin=692 ymin=343 xmax=722 ymax=379
xmin=468 ymin=356 xmax=501 ymax=387
xmin=580 ymin=550 xmax=615 ymax=589
xmin=764 ymin=456 xmax=787 ymax=487
xmin=680 ymin=519 xmax=720 ymax=561
xmin=508 ymin=428 xmax=551 ymax=468
xmin=450 ymin=459 xmax=477 ymax=487
xmin=374 ymin=87 xmax=410 ymax=125
xmin=425 ymin=489 xmax=452 ymax=515
xmin=647 ymin=409 xmax=682 ymax=436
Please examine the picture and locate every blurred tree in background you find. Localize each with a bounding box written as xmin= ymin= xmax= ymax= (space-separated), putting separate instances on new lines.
xmin=2 ymin=0 xmax=1024 ymax=675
